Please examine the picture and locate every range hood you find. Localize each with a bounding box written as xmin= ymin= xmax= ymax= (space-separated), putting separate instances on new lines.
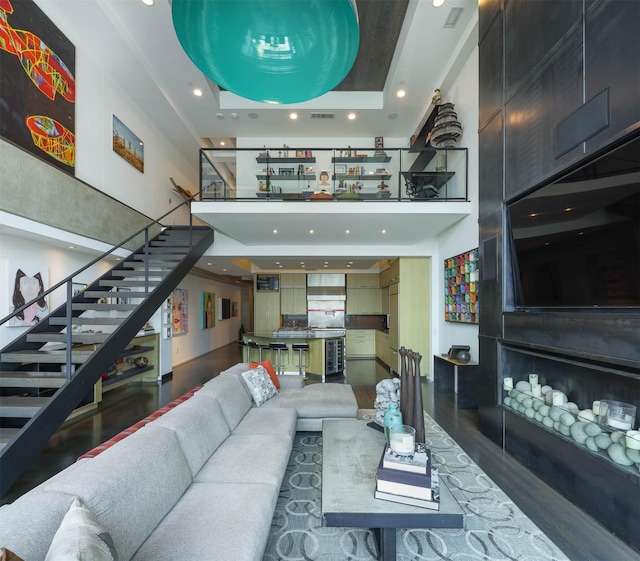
xmin=307 ymin=273 xmax=346 ymax=300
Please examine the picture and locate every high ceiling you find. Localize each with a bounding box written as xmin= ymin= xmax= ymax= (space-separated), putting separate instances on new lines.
xmin=40 ymin=0 xmax=479 ymax=280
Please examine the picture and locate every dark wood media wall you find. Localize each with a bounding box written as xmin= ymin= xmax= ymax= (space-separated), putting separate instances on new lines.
xmin=477 ymin=0 xmax=640 ymax=551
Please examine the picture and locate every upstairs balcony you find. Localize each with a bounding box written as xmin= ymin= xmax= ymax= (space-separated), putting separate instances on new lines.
xmin=198 ymin=146 xmax=468 ymax=203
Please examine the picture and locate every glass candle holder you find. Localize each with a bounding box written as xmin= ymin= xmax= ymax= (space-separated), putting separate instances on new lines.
xmin=389 ymin=425 xmax=416 ymax=455
xmin=598 ymin=400 xmax=636 ymax=431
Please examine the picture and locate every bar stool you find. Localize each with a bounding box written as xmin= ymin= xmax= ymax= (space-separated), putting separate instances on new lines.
xmin=258 ymin=344 xmax=270 ymax=362
xmin=246 ymin=341 xmax=261 ymax=363
xmin=292 ymin=343 xmax=310 ymax=378
xmin=269 ymin=343 xmax=289 ymax=376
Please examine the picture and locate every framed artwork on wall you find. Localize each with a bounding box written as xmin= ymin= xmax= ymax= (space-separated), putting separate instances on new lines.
xmin=0 ymin=0 xmax=76 ymax=174
xmin=202 ymin=291 xmax=215 ymax=329
xmin=112 ymin=115 xmax=144 ymax=173
xmin=6 ymin=263 xmax=49 ymax=327
xmin=444 ymin=248 xmax=479 ymax=324
xmin=172 ymin=288 xmax=188 ymax=335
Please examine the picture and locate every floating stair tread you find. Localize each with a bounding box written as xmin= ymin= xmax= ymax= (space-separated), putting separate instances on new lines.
xmin=1 ymin=350 xmax=93 ymax=364
xmin=50 ymin=317 xmax=124 ymax=325
xmin=0 ymin=396 xmax=49 ymax=417
xmin=26 ymin=333 xmax=109 ymax=344
xmin=84 ymin=291 xmax=148 ymax=298
xmin=0 ymin=428 xmax=20 ymax=444
xmin=72 ymin=303 xmax=135 ymax=312
xmin=98 ymin=280 xmax=160 ymax=287
xmin=0 ymin=372 xmax=66 ymax=388
xmin=113 ymin=270 xmax=168 ymax=278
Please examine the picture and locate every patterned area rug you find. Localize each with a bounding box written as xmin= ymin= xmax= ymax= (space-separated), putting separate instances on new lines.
xmin=262 ymin=410 xmax=570 ymax=561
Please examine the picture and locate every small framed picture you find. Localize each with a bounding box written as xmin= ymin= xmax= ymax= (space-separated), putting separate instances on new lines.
xmin=334 ymin=164 xmax=347 ymax=174
xmin=279 ymin=167 xmax=294 ymax=175
xmin=295 ymin=150 xmax=305 ymax=157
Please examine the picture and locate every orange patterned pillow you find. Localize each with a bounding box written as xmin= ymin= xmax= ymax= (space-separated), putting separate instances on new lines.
xmin=249 ymin=359 xmax=280 ymax=389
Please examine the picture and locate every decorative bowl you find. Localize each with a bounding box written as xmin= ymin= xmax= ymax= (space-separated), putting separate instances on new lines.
xmin=134 ymin=357 xmax=149 ymax=368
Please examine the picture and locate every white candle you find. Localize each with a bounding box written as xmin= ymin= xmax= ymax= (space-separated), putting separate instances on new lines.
xmin=390 ymin=431 xmax=414 ymax=454
xmin=503 ymin=377 xmax=513 ymax=390
xmin=529 ymin=374 xmax=539 ymax=385
xmin=531 ymin=383 xmax=542 ymax=398
xmin=552 ymin=392 xmax=564 ymax=406
xmin=606 ymin=417 xmax=632 ymax=431
xmin=592 ymin=401 xmax=600 ymax=416
xmin=625 ymin=431 xmax=640 ymax=450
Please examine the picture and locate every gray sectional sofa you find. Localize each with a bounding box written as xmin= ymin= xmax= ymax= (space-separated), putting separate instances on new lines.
xmin=0 ymin=363 xmax=358 ymax=561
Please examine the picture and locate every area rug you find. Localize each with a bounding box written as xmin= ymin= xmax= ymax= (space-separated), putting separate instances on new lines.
xmin=262 ymin=410 xmax=570 ymax=561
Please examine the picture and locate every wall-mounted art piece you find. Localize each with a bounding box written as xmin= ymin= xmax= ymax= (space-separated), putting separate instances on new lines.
xmin=7 ymin=262 xmax=49 ymax=326
xmin=202 ymin=291 xmax=215 ymax=329
xmin=172 ymin=288 xmax=188 ymax=336
xmin=112 ymin=115 xmax=144 ymax=173
xmin=0 ymin=0 xmax=76 ymax=173
xmin=444 ymin=248 xmax=479 ymax=324
xmin=231 ymin=300 xmax=238 ymax=317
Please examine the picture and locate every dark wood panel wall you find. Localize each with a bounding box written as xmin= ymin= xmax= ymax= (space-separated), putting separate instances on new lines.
xmin=478 ymin=0 xmax=640 ymax=551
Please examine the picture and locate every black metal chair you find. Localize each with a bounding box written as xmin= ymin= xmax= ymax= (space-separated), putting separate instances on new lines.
xmin=292 ymin=343 xmax=310 ymax=378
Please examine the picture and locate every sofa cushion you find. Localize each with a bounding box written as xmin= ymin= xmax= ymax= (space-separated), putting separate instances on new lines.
xmin=0 ymin=490 xmax=76 ymax=561
xmin=147 ymin=393 xmax=230 ymax=477
xmin=45 ymin=498 xmax=118 ymax=561
xmin=241 ymin=366 xmax=278 ymax=407
xmin=262 ymin=384 xmax=358 ymax=418
xmin=232 ymin=407 xmax=296 ymax=436
xmin=194 ymin=434 xmax=292 ymax=489
xmin=199 ymin=374 xmax=252 ymax=430
xmin=131 ymin=482 xmax=277 ymax=561
xmin=43 ymin=427 xmax=191 ymax=561
xmin=249 ymin=359 xmax=280 ymax=388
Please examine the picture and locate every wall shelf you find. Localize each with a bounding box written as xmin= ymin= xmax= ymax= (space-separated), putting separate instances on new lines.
xmin=333 ymin=174 xmax=391 ymax=181
xmin=256 ymin=157 xmax=316 ymax=164
xmin=256 ymin=174 xmax=316 ymax=181
xmin=332 ymin=155 xmax=391 ymax=163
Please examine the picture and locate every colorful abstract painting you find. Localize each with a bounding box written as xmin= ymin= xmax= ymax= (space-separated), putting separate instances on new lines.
xmin=0 ymin=0 xmax=76 ymax=173
xmin=444 ymin=248 xmax=479 ymax=324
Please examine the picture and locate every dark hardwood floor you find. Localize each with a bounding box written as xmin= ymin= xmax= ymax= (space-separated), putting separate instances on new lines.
xmin=2 ymin=343 xmax=638 ymax=561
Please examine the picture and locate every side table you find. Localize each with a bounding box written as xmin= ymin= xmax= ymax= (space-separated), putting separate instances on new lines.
xmin=433 ymin=354 xmax=479 ymax=409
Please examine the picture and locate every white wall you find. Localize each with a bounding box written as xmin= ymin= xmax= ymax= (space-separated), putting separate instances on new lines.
xmin=170 ymin=275 xmax=243 ymax=367
xmin=434 ymin=46 xmax=480 ymax=362
xmin=33 ymin=0 xmax=197 ymax=225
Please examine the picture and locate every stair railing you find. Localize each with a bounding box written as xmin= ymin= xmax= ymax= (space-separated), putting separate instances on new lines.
xmin=0 ymin=192 xmax=200 ymax=382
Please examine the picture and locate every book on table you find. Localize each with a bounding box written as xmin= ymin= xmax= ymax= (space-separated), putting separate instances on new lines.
xmin=374 ymin=468 xmax=441 ymax=510
xmin=381 ymin=442 xmax=431 ymax=474
xmin=376 ymin=449 xmax=433 ymax=500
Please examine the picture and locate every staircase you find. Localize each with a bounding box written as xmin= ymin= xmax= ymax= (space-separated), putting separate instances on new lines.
xmin=0 ymin=225 xmax=213 ymax=496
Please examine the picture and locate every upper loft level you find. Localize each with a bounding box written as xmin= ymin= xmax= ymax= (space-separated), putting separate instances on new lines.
xmin=198 ymin=146 xmax=468 ymax=203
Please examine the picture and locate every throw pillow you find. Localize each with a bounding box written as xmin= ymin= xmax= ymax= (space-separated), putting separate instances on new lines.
xmin=0 ymin=548 xmax=24 ymax=561
xmin=45 ymin=498 xmax=118 ymax=561
xmin=249 ymin=359 xmax=280 ymax=389
xmin=241 ymin=366 xmax=278 ymax=407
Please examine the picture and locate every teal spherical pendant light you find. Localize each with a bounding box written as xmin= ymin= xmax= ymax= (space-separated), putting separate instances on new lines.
xmin=172 ymin=0 xmax=360 ymax=104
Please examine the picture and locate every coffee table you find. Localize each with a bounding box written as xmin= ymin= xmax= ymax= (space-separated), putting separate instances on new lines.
xmin=321 ymin=419 xmax=464 ymax=561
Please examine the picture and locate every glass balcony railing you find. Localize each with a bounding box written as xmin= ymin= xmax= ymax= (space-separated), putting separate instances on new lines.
xmin=199 ymin=146 xmax=468 ymax=202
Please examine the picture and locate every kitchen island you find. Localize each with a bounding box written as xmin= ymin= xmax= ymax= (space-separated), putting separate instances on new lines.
xmin=243 ymin=330 xmax=345 ymax=381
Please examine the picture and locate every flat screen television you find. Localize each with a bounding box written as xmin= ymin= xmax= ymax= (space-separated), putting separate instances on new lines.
xmin=508 ymin=133 xmax=640 ymax=309
xmin=256 ymin=275 xmax=279 ymax=291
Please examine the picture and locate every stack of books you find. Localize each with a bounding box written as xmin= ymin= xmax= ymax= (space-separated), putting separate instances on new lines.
xmin=374 ymin=443 xmax=440 ymax=510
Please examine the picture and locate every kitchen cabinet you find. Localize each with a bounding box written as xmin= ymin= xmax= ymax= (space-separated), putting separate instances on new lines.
xmin=280 ymin=287 xmax=306 ymax=314
xmin=255 ymin=290 xmax=281 ymax=332
xmin=346 ymin=274 xmax=382 ymax=314
xmin=280 ymin=273 xmax=306 ymax=289
xmin=346 ymin=329 xmax=376 ymax=358
xmin=381 ymin=285 xmax=389 ymax=315
xmin=387 ymin=258 xmax=431 ymax=375
xmin=375 ymin=330 xmax=390 ymax=366
xmin=379 ymin=260 xmax=399 ymax=287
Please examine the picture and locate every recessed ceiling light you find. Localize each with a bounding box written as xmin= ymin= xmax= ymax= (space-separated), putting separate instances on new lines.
xmin=396 ymin=89 xmax=406 ymax=98
xmin=222 ymin=268 xmax=227 ymax=272
xmin=193 ymin=88 xmax=203 ymax=97
xmin=68 ymin=245 xmax=74 ymax=249
xmin=432 ymin=0 xmax=445 ymax=7
xmin=324 ymin=264 xmax=328 ymax=268
xmin=290 ymin=112 xmax=298 ymax=120
xmin=345 ymin=229 xmax=351 ymax=234
xmin=529 ymin=212 xmax=539 ymax=217
xmin=309 ymin=229 xmax=314 ymax=234
xmin=347 ymin=113 xmax=356 ymax=121
xmin=273 ymin=229 xmax=278 ymax=234
xmin=564 ymin=207 xmax=573 ymax=212
xmin=300 ymin=261 xmax=305 ymax=264
xmin=207 ymin=262 xmax=212 ymax=266
xmin=216 ymin=113 xmax=224 ymax=119
xmin=230 ymin=113 xmax=239 ymax=119
xmin=220 ymin=141 xmax=226 ymax=146
xmin=276 ymin=261 xmax=280 ymax=265
xmin=141 ymin=0 xmax=154 ymax=5
xmin=381 ymin=229 xmax=386 ymax=234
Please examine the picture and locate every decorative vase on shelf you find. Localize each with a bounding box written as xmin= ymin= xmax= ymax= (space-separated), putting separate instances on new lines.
xmin=383 ymin=402 xmax=403 ymax=444
xmin=430 ymin=102 xmax=462 ymax=171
